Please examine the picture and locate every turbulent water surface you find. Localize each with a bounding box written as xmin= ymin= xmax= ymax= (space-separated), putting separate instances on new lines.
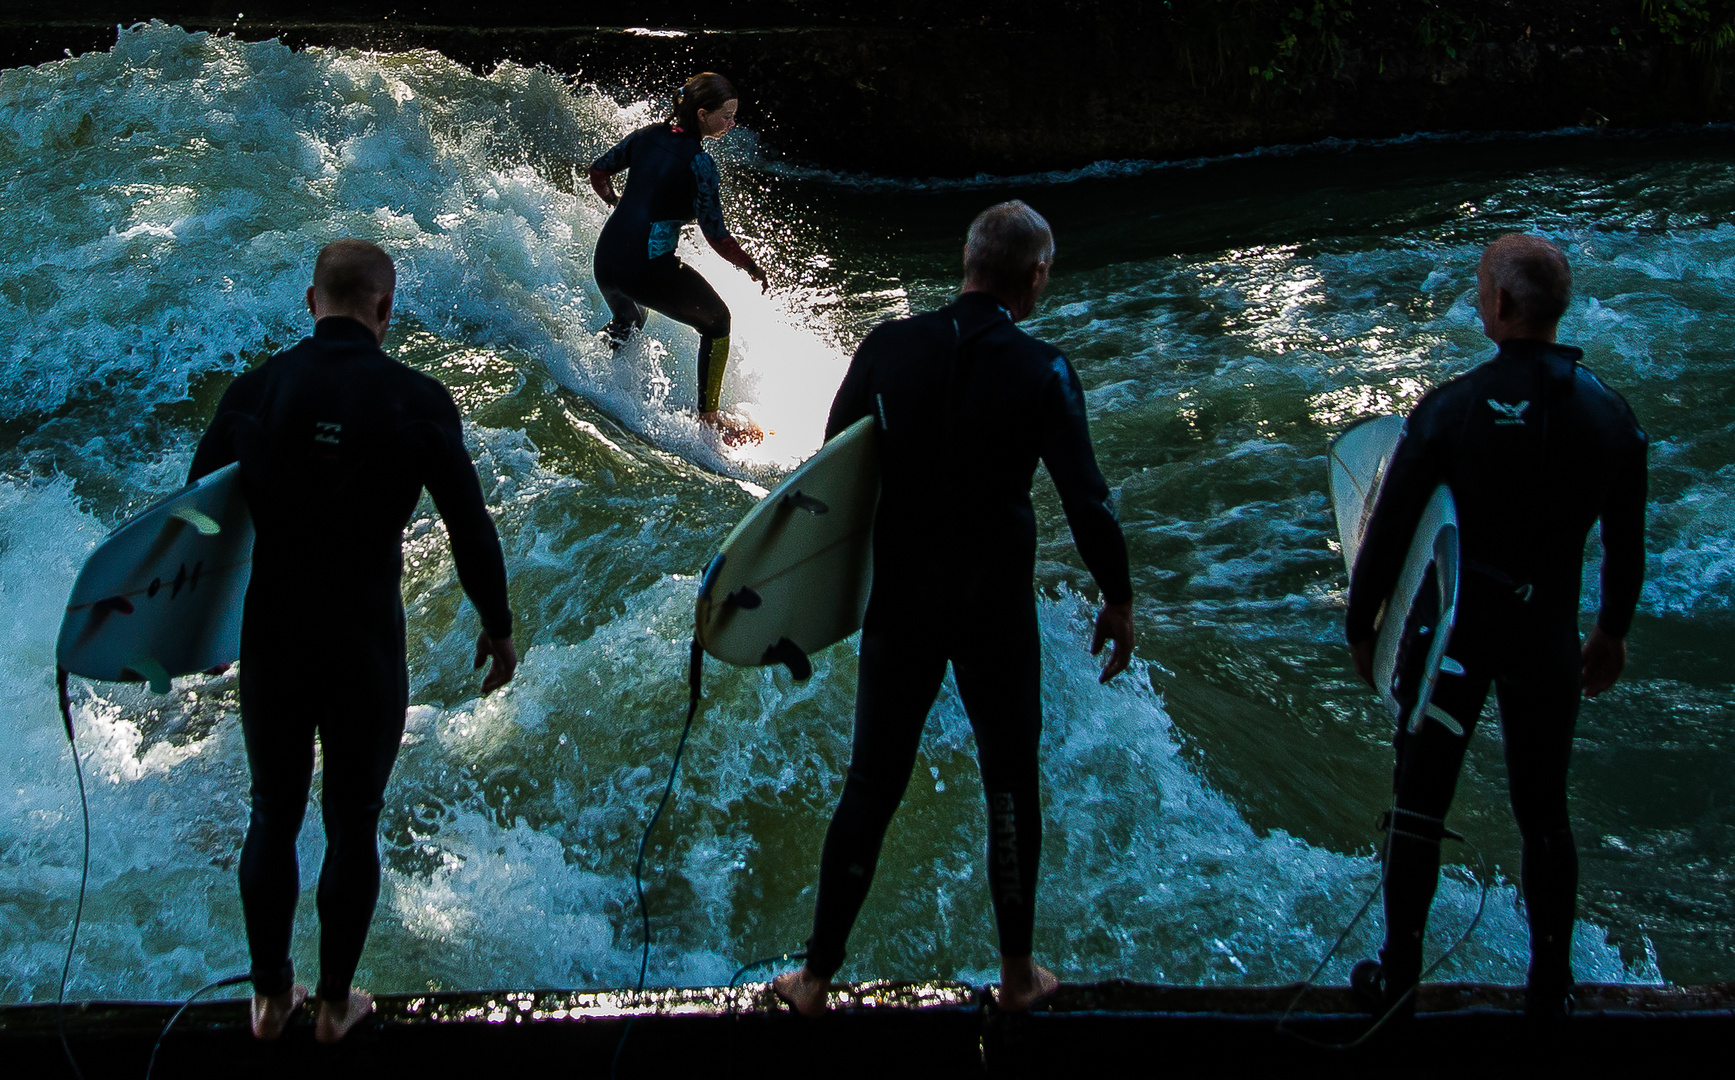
xmin=4 ymin=24 xmax=1732 ymax=1003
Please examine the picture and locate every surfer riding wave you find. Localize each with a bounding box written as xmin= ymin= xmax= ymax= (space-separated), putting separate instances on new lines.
xmin=589 ymin=71 xmax=769 ymax=447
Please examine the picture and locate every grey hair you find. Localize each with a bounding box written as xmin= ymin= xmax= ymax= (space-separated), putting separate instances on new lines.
xmin=963 ymin=200 xmax=1055 ymax=291
xmin=1481 ymin=233 xmax=1571 ymax=326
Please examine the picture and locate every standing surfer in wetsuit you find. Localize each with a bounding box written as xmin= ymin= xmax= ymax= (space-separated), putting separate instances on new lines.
xmin=1347 ymin=234 xmax=1647 ymax=1019
xmin=189 ymin=240 xmax=518 ymax=1043
xmin=773 ymin=201 xmax=1136 ymax=1016
xmin=589 ymin=71 xmax=768 ymax=446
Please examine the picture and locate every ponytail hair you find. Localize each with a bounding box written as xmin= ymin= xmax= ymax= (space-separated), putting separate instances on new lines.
xmin=669 ymin=72 xmax=738 ymax=135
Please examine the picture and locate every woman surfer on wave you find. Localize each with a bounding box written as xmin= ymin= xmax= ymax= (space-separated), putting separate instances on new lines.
xmin=589 ymin=71 xmax=768 ymax=446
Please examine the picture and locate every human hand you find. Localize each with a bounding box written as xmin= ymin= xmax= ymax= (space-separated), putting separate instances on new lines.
xmin=474 ymin=632 xmax=518 ymax=693
xmin=1349 ymin=637 xmax=1375 ymax=689
xmin=747 ymin=262 xmax=769 ymax=293
xmin=1581 ymin=624 xmax=1626 ymax=699
xmin=1091 ymin=600 xmax=1135 ymax=684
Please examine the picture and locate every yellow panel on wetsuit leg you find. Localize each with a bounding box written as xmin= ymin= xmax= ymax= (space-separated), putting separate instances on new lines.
xmin=701 ymin=334 xmax=730 ymax=413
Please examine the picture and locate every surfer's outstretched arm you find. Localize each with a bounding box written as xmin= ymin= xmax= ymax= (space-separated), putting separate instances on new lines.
xmin=587 ymin=128 xmax=639 ymax=206
xmin=1584 ymin=427 xmax=1648 ymax=697
xmin=414 ymin=385 xmax=515 ymax=682
xmin=1036 ymin=351 xmax=1135 ymax=679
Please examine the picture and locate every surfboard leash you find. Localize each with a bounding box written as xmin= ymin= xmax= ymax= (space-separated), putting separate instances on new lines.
xmin=54 ymin=667 xmax=90 ymax=1080
xmin=142 ymin=971 xmax=252 ymax=1080
xmin=611 ymin=636 xmax=705 ymax=1079
xmin=1274 ymin=800 xmax=1489 ymax=1050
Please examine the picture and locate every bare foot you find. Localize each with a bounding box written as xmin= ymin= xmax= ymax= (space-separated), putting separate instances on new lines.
xmin=997 ymin=958 xmax=1059 ymax=1012
xmin=771 ymin=967 xmax=830 ymax=1018
xmin=251 ymin=983 xmax=308 ymax=1040
xmin=699 ymin=410 xmax=765 ymax=447
xmin=314 ymin=987 xmax=375 ymax=1044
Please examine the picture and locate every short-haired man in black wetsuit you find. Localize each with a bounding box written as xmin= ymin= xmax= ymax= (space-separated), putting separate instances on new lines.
xmin=773 ymin=201 xmax=1135 ymax=1016
xmin=189 ymin=239 xmax=518 ymax=1043
xmin=1347 ymin=234 xmax=1647 ymax=1019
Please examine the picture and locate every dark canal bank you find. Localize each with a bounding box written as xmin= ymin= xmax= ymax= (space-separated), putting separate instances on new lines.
xmin=2 ymin=2 xmax=1732 ymax=175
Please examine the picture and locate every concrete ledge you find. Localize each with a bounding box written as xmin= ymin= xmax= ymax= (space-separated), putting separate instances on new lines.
xmin=4 ymin=980 xmax=1731 ymax=1077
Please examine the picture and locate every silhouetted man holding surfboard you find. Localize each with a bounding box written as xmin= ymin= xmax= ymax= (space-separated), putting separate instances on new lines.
xmin=189 ymin=239 xmax=517 ymax=1043
xmin=774 ymin=200 xmax=1135 ymax=1016
xmin=1347 ymin=234 xmax=1647 ymax=1019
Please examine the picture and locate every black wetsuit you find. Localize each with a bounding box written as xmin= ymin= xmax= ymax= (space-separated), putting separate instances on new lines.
xmin=589 ymin=122 xmax=757 ymax=413
xmin=1346 ymin=338 xmax=1646 ymax=1008
xmin=189 ymin=317 xmax=512 ymax=1005
xmin=804 ymin=291 xmax=1132 ymax=977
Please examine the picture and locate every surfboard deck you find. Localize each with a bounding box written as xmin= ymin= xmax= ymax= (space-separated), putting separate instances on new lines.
xmin=696 ymin=415 xmax=879 ymax=675
xmin=57 ymin=462 xmax=254 ymax=692
xmin=1328 ymin=415 xmax=1461 ymax=732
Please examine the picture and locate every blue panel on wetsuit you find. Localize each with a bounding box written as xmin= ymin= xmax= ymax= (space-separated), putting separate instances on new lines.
xmin=648 ymin=220 xmax=682 ymax=260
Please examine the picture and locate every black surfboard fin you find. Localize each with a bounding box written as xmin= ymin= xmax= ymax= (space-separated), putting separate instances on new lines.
xmin=760 ymin=638 xmax=812 ymax=681
xmin=781 ymin=490 xmax=828 ymax=515
xmin=724 ymin=586 xmax=762 ymax=610
xmin=120 ymin=658 xmax=172 ymax=694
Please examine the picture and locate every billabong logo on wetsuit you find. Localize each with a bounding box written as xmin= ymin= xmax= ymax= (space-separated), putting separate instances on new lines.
xmin=314 ymin=421 xmax=342 ymax=445
xmin=1486 ymin=399 xmax=1530 ymax=425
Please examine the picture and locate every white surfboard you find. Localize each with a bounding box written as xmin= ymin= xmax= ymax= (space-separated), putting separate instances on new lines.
xmin=696 ymin=415 xmax=879 ymax=677
xmin=57 ymin=463 xmax=254 ymax=692
xmin=1328 ymin=416 xmax=1462 ymax=734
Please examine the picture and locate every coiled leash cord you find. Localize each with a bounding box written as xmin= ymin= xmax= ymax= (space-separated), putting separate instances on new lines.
xmin=142 ymin=971 xmax=252 ymax=1079
xmin=54 ymin=668 xmax=90 ymax=1080
xmin=610 ymin=637 xmax=705 ymax=1079
xmin=58 ymin=669 xmax=255 ymax=1079
xmin=1275 ymin=800 xmax=1490 ymax=1051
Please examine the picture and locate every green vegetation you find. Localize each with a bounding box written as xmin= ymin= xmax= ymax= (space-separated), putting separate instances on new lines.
xmin=1642 ymin=0 xmax=1735 ymax=54
xmin=1153 ymin=1 xmax=1732 ymax=100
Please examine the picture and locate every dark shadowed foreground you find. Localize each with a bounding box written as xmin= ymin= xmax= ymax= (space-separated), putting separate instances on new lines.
xmin=3 ymin=980 xmax=1733 ymax=1077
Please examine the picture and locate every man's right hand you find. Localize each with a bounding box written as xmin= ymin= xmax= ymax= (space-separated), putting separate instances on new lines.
xmin=474 ymin=632 xmax=518 ymax=693
xmin=1091 ymin=600 xmax=1135 ymax=684
xmin=1581 ymin=624 xmax=1626 ymax=699
xmin=1349 ymin=637 xmax=1376 ymax=689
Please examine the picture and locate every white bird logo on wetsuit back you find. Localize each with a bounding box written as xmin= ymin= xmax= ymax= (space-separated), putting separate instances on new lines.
xmin=1487 ymin=399 xmax=1530 ymax=425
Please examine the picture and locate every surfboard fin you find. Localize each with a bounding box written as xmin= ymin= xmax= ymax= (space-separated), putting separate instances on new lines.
xmin=169 ymin=506 xmax=221 ymax=535
xmin=121 ymin=657 xmax=173 ymax=694
xmin=1422 ymin=702 xmax=1465 ymax=736
xmin=724 ymin=586 xmax=762 ymax=610
xmin=781 ymin=491 xmax=829 ymax=515
xmin=760 ymin=638 xmax=812 ymax=681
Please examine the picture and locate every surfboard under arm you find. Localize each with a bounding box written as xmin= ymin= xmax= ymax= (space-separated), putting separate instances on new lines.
xmin=1327 ymin=416 xmax=1462 ymax=733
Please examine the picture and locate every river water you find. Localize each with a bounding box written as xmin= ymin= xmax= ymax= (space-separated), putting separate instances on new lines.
xmin=3 ymin=23 xmax=1731 ymax=1002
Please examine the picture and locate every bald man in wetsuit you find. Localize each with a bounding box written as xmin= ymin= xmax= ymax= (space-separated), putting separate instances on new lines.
xmin=774 ymin=201 xmax=1135 ymax=1016
xmin=1347 ymin=234 xmax=1647 ymax=1019
xmin=189 ymin=240 xmax=517 ymax=1042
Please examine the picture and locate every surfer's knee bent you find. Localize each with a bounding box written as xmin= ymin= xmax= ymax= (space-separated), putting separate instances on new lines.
xmin=699 ymin=307 xmax=730 ymax=340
